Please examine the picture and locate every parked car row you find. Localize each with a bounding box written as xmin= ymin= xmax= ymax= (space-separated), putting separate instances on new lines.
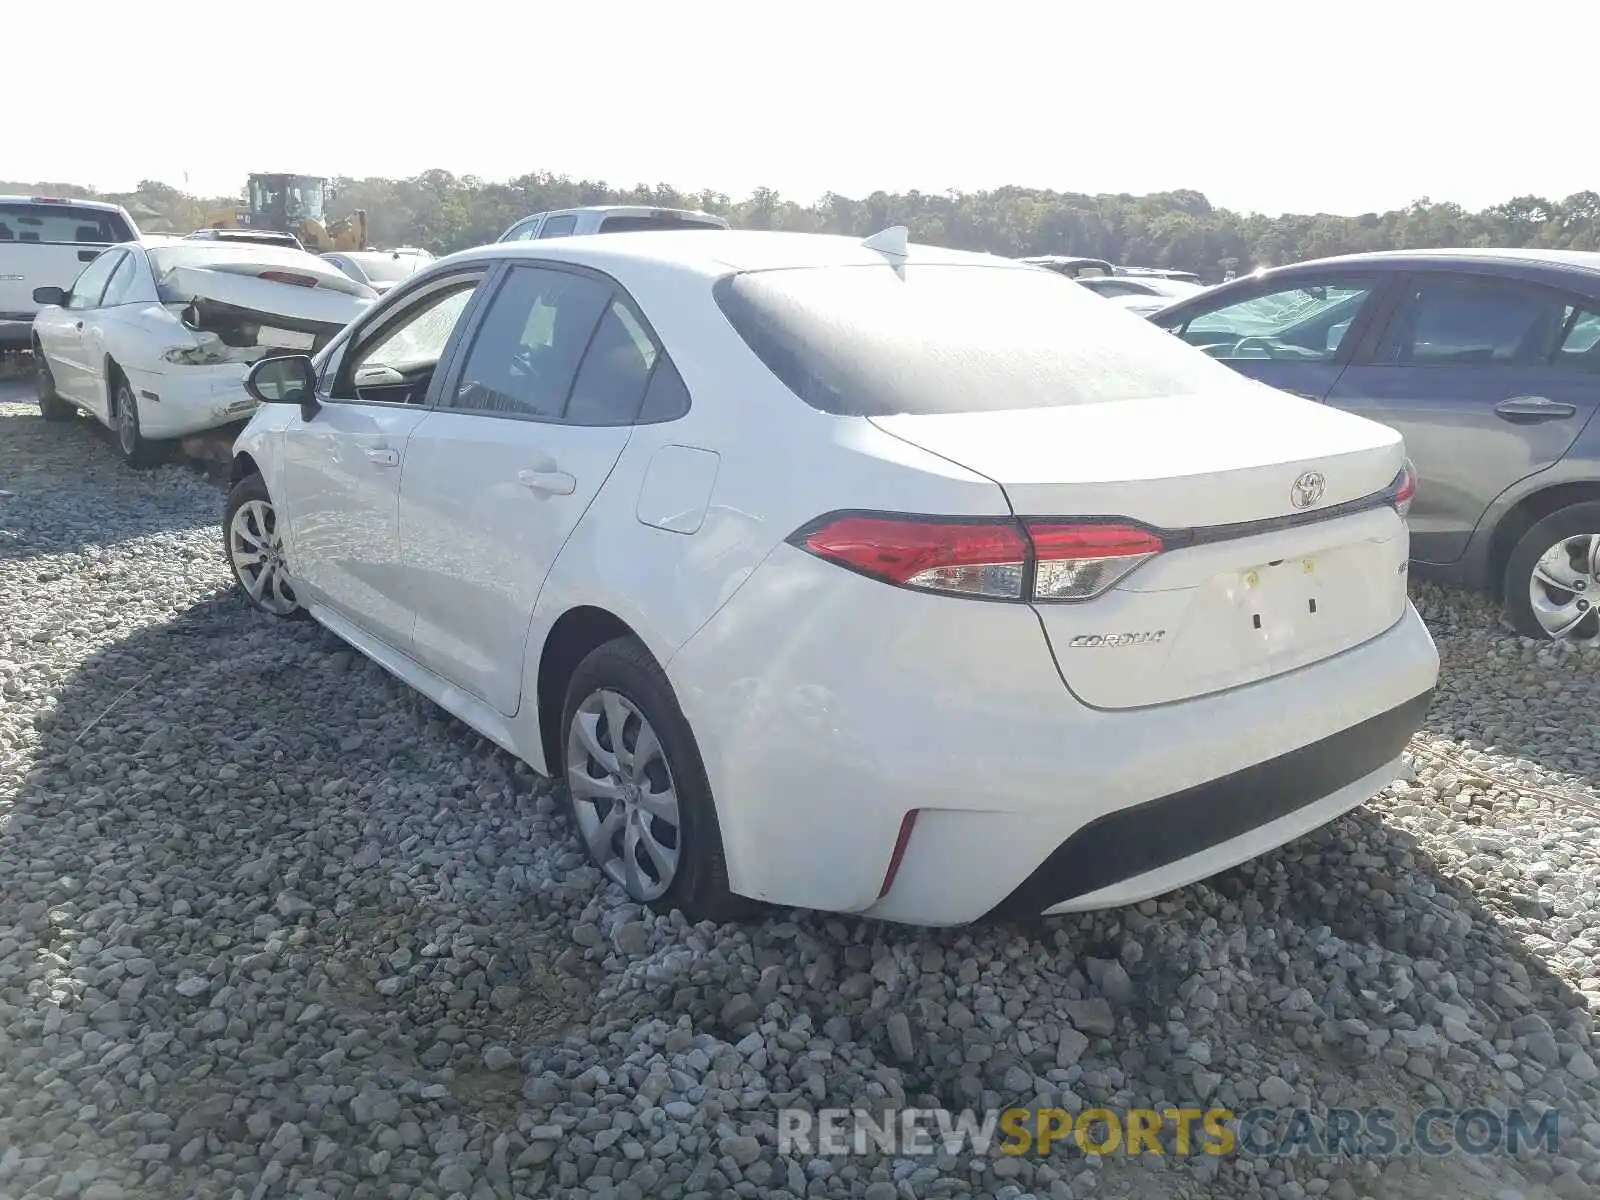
xmin=16 ymin=210 xmax=1596 ymax=922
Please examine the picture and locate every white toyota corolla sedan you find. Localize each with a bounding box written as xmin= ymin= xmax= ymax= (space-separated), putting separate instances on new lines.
xmin=224 ymin=227 xmax=1439 ymax=926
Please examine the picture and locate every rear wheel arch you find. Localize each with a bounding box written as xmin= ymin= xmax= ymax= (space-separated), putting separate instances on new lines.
xmin=104 ymin=355 xmax=124 ymax=413
xmin=535 ymin=606 xmax=640 ymax=774
xmin=1487 ymin=480 xmax=1600 ymax=600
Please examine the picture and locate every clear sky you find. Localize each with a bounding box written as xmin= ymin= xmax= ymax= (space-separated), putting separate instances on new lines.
xmin=10 ymin=0 xmax=1595 ymax=216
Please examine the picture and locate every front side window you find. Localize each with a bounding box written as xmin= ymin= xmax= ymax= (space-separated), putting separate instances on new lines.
xmin=64 ymin=250 xmax=124 ymax=310
xmin=1375 ymin=275 xmax=1570 ymax=366
xmin=503 ymin=218 xmax=541 ymax=242
xmin=331 ymin=279 xmax=480 ymax=403
xmin=1169 ymin=278 xmax=1378 ymax=362
xmin=449 ymin=266 xmax=613 ymax=419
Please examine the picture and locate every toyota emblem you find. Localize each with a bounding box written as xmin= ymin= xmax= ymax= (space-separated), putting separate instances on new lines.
xmin=1291 ymin=471 xmax=1326 ymax=509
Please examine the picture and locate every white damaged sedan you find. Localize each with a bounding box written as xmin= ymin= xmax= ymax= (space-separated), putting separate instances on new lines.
xmin=30 ymin=238 xmax=376 ymax=467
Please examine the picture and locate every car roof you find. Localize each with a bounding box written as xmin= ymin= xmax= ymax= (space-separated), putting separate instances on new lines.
xmin=435 ymin=228 xmax=1019 ymax=279
xmin=0 ymin=194 xmax=128 ymax=212
xmin=1272 ymin=247 xmax=1600 ymax=277
xmin=527 ymin=204 xmax=724 ymax=220
xmin=334 ymin=249 xmax=429 ymax=261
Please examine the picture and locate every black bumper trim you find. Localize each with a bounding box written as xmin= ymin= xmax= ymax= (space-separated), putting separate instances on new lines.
xmin=985 ymin=688 xmax=1435 ymax=920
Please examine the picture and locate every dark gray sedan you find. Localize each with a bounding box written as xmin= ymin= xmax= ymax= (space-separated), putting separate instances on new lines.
xmin=1151 ymin=249 xmax=1600 ymax=642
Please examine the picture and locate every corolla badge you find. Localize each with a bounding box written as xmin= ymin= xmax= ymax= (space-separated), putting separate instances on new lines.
xmin=1291 ymin=470 xmax=1326 ymax=509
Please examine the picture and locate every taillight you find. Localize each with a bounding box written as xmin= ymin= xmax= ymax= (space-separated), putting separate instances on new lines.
xmin=792 ymin=513 xmax=1162 ymax=602
xmin=797 ymin=515 xmax=1028 ymax=599
xmin=1390 ymin=462 xmax=1416 ymax=517
xmin=1025 ymin=522 xmax=1165 ymax=600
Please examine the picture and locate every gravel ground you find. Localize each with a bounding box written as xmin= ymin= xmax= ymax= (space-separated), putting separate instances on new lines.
xmin=2 ymin=385 xmax=1600 ymax=1200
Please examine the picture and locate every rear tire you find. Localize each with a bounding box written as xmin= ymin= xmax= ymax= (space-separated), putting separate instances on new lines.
xmin=34 ymin=347 xmax=73 ymax=422
xmin=110 ymin=371 xmax=167 ymax=469
xmin=558 ymin=636 xmax=762 ymax=924
xmin=1502 ymin=501 xmax=1600 ymax=642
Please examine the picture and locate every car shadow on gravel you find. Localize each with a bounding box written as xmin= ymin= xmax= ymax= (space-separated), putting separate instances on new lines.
xmin=0 ymin=404 xmax=222 ymax=561
xmin=776 ymin=800 xmax=1600 ymax=1197
xmin=0 ymin=592 xmax=599 ymax=1193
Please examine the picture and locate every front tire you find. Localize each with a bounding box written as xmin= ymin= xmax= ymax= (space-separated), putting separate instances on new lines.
xmin=1503 ymin=501 xmax=1600 ymax=642
xmin=34 ymin=348 xmax=73 ymax=422
xmin=224 ymin=473 xmax=305 ymax=619
xmin=111 ymin=373 xmax=168 ymax=469
xmin=559 ymin=636 xmax=758 ymax=923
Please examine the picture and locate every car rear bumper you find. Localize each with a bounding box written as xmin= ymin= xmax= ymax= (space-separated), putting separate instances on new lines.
xmin=994 ymin=688 xmax=1431 ymax=918
xmin=668 ymin=547 xmax=1440 ymax=924
xmin=120 ymin=362 xmax=259 ymax=439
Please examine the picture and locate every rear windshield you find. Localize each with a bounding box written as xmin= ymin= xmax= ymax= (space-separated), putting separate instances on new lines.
xmin=0 ymin=202 xmax=135 ymax=245
xmin=598 ymin=213 xmax=726 ymax=234
xmin=354 ymin=254 xmax=428 ymax=282
xmin=712 ymin=263 xmax=1242 ymax=417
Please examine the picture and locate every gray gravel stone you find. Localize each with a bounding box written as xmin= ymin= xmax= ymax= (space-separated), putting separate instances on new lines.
xmin=2 ymin=396 xmax=1599 ymax=1200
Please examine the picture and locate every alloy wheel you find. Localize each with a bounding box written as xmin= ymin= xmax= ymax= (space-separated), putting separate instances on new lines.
xmin=1528 ymin=532 xmax=1600 ymax=641
xmin=116 ymin=387 xmax=139 ymax=457
xmin=565 ymin=688 xmax=682 ymax=902
xmin=228 ymin=498 xmax=299 ymax=615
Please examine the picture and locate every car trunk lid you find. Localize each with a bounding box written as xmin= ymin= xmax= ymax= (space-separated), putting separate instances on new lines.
xmin=871 ymin=386 xmax=1412 ymax=709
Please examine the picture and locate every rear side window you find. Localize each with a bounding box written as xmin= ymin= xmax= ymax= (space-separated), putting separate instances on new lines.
xmin=1376 ymin=276 xmax=1569 ymax=366
xmin=0 ymin=202 xmax=134 ymax=245
xmin=538 ymin=215 xmax=578 ymax=239
xmin=713 ymin=263 xmax=1245 ymax=417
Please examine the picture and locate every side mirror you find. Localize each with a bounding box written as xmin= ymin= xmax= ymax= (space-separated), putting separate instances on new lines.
xmin=246 ymin=354 xmax=319 ymax=417
xmin=32 ymin=286 xmax=67 ymax=307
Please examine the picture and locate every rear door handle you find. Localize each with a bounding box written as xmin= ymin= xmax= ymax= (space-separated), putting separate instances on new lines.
xmin=518 ymin=468 xmax=576 ymax=495
xmin=1284 ymin=389 xmax=1322 ymax=402
xmin=365 ymin=447 xmax=400 ymax=467
xmin=1496 ymin=395 xmax=1576 ymax=421
xmin=74 ymin=321 xmax=83 ymax=331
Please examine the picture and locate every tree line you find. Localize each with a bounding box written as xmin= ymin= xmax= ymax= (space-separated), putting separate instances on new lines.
xmin=7 ymin=172 xmax=1597 ymax=282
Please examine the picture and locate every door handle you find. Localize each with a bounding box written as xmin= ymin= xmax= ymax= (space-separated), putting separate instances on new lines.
xmin=518 ymin=468 xmax=576 ymax=495
xmin=365 ymin=447 xmax=400 ymax=467
xmin=1284 ymin=389 xmax=1321 ymax=402
xmin=74 ymin=321 xmax=83 ymax=331
xmin=1495 ymin=395 xmax=1576 ymax=422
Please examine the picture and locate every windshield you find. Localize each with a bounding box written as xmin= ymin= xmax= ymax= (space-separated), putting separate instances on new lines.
xmin=1189 ymin=287 xmax=1351 ymax=336
xmin=714 ymin=262 xmax=1245 ymax=417
xmin=285 ymin=180 xmax=325 ymax=224
xmin=0 ymin=202 xmax=134 ymax=245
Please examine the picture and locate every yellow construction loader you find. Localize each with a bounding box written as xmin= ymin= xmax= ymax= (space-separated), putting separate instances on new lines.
xmin=202 ymin=174 xmax=368 ymax=253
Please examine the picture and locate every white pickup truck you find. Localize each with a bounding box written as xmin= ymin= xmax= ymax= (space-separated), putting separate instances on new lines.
xmin=0 ymin=195 xmax=140 ymax=351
